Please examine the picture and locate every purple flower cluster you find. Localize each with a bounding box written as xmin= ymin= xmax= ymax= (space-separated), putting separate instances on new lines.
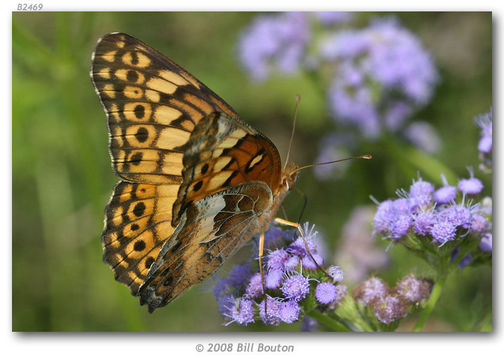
xmin=214 ymin=223 xmax=347 ymax=326
xmin=354 ymin=274 xmax=431 ymax=324
xmin=373 ymin=168 xmax=492 ymax=268
xmin=237 ymin=12 xmax=310 ymax=81
xmin=373 ymin=171 xmax=492 ymax=259
xmin=322 ymin=17 xmax=438 ymax=138
xmin=475 ymin=109 xmax=492 ymax=171
xmin=315 ymin=12 xmax=353 ymax=26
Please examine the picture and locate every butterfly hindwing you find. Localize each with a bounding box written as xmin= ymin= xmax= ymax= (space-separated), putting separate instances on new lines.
xmin=139 ymin=182 xmax=273 ymax=311
xmin=102 ymin=181 xmax=178 ymax=294
xmin=91 ymin=32 xmax=239 ymax=184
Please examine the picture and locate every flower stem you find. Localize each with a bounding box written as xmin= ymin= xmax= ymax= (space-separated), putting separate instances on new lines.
xmin=307 ymin=310 xmax=351 ymax=332
xmin=412 ymin=276 xmax=445 ymax=332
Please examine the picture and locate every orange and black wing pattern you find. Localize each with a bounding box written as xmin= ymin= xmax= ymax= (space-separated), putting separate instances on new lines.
xmin=172 ymin=112 xmax=282 ymax=226
xmin=91 ymin=32 xmax=238 ymax=185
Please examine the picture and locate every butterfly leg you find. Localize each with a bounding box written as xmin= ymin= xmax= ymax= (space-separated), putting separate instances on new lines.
xmin=258 ymin=232 xmax=268 ymax=315
xmin=274 ymin=218 xmax=327 ymax=274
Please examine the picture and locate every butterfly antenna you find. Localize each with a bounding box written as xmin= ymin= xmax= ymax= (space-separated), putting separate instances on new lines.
xmin=289 ymin=154 xmax=372 ymax=178
xmin=284 ymin=94 xmax=301 ymax=171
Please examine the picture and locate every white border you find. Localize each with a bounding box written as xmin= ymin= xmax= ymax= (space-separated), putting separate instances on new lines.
xmin=3 ymin=1 xmax=502 ymax=359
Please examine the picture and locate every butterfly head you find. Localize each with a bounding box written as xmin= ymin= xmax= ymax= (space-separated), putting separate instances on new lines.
xmin=281 ymin=162 xmax=299 ymax=192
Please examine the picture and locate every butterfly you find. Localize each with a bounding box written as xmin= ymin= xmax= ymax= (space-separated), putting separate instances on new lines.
xmin=91 ymin=32 xmax=304 ymax=312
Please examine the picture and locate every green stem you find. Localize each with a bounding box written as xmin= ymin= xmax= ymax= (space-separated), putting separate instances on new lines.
xmin=412 ymin=276 xmax=445 ymax=332
xmin=306 ymin=310 xmax=351 ymax=332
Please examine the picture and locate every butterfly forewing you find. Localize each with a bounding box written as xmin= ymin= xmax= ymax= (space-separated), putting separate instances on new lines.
xmin=173 ymin=112 xmax=282 ymax=226
xmin=91 ymin=32 xmax=238 ymax=184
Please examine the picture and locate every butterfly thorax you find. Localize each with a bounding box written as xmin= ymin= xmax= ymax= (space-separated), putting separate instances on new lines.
xmin=255 ymin=161 xmax=298 ymax=232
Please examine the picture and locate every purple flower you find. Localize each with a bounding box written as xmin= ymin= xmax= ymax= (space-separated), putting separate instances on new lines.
xmin=373 ymin=197 xmax=415 ymax=238
xmin=263 ymin=226 xmax=291 ymax=247
xmin=373 ymin=200 xmax=395 ymax=234
xmin=458 ymin=254 xmax=473 ymax=269
xmin=320 ymin=30 xmax=369 ymax=60
xmin=373 ymin=294 xmax=409 ymax=324
xmin=458 ymin=168 xmax=484 ymax=195
xmin=315 ymin=282 xmax=338 ymax=304
xmin=480 ymin=233 xmax=492 ymax=252
xmin=325 ymin=17 xmax=438 ymax=138
xmin=227 ymin=298 xmax=255 ymax=326
xmin=367 ymin=18 xmax=438 ymax=103
xmin=413 ymin=211 xmax=436 ymax=236
xmin=354 ymin=277 xmax=389 ymax=305
xmin=214 ymin=221 xmax=346 ymax=326
xmin=228 ymin=264 xmax=251 ymax=287
xmin=316 ymin=12 xmax=353 ymax=26
xmin=471 ymin=214 xmax=489 ymax=234
xmin=259 ymin=296 xmax=283 ymax=326
xmin=433 ymin=174 xmax=457 ymax=204
xmin=267 ymin=249 xmax=290 ymax=271
xmin=439 ymin=204 xmax=472 ymax=229
xmin=245 ymin=273 xmax=263 ymax=299
xmin=238 ymin=12 xmax=310 ymax=81
xmin=403 ymin=121 xmax=442 ymax=154
xmin=278 ymin=300 xmax=301 ymax=323
xmin=409 ymin=177 xmax=434 ymax=207
xmin=395 ymin=274 xmax=431 ymax=303
xmin=431 ymin=220 xmax=457 ymax=244
xmin=301 ymin=253 xmax=324 ymax=270
xmin=327 ymin=265 xmax=344 ymax=283
xmin=265 ymin=269 xmax=283 ymax=289
xmin=479 ymin=135 xmax=492 ymax=154
xmin=288 ymin=222 xmax=327 ymax=265
xmin=334 ymin=284 xmax=347 ymax=303
xmin=281 ymin=274 xmax=310 ymax=302
xmin=476 ymin=110 xmax=492 ymax=154
xmin=218 ymin=294 xmax=236 ymax=316
xmin=328 ymin=77 xmax=381 ymax=138
xmin=390 ymin=214 xmax=412 ymax=239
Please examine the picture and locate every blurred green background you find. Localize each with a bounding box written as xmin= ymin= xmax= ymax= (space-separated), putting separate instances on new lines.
xmin=12 ymin=12 xmax=491 ymax=331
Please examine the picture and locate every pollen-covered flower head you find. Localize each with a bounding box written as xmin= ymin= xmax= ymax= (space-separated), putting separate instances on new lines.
xmin=354 ymin=276 xmax=390 ymax=305
xmin=395 ymin=274 xmax=431 ymax=303
xmin=373 ymin=294 xmax=409 ymax=324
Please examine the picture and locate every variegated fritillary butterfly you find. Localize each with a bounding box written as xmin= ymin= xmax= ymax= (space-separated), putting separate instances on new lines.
xmin=91 ymin=33 xmax=301 ymax=312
